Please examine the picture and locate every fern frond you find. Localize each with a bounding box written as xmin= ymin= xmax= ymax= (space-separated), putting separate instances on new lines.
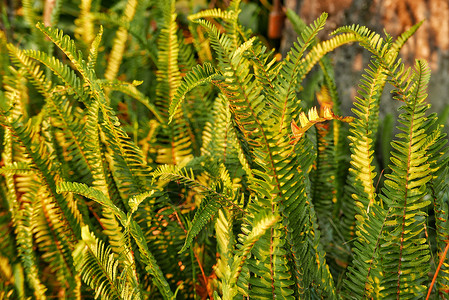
xmin=87 ymin=26 xmax=103 ymax=71
xmin=57 ymin=182 xmax=126 ymax=220
xmin=379 ymin=60 xmax=433 ymax=298
xmin=104 ymin=0 xmax=138 ymax=82
xmin=99 ymin=79 xmax=164 ymax=123
xmin=3 ymin=116 xmax=82 ymax=240
xmin=201 ymin=95 xmax=241 ymax=169
xmin=74 ymin=0 xmax=95 ymax=45
xmin=0 ymin=162 xmax=32 ymax=175
xmin=36 ymin=23 xmax=92 ymax=82
xmin=6 ymin=44 xmax=52 ymax=98
xmin=188 ymin=8 xmax=237 ymax=22
xmin=153 ymin=164 xmax=241 ymax=212
xmin=31 ymin=185 xmax=78 ymax=292
xmin=290 ymin=106 xmax=353 ymax=144
xmin=1 ymin=123 xmax=47 ymax=298
xmin=22 ymin=49 xmax=87 ymax=101
xmin=229 ymin=209 xmax=279 ymax=297
xmin=331 ymin=24 xmax=391 ymax=60
xmin=214 ymin=208 xmax=235 ymax=295
xmin=180 ymin=195 xmax=222 ymax=254
xmin=100 ymin=104 xmax=153 ymax=199
xmin=22 ymin=0 xmax=40 ymax=28
xmin=37 ymin=24 xmax=152 ymax=199
xmin=169 ymin=62 xmax=220 ymax=123
xmin=58 ymin=182 xmax=174 ymax=299
xmin=276 ymin=12 xmax=328 ymax=131
xmin=7 ymin=43 xmax=99 ymax=188
xmin=156 ymin=0 xmax=195 ymax=165
xmin=127 ymin=191 xmax=155 ymax=215
xmin=15 ymin=200 xmax=48 ymax=299
xmin=156 ymin=0 xmax=181 ymax=113
xmin=74 ymin=226 xmax=138 ymax=300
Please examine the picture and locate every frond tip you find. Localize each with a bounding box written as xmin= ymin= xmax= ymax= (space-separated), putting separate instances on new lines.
xmin=290 ymin=106 xmax=353 ymax=144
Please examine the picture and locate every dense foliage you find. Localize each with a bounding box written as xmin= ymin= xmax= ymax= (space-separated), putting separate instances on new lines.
xmin=1 ymin=0 xmax=449 ymax=299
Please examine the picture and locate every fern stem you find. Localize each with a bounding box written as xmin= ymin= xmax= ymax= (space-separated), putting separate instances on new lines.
xmin=427 ymin=242 xmax=449 ymax=300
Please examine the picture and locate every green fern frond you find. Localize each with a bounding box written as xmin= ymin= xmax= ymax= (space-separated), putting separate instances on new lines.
xmin=74 ymin=226 xmax=139 ymax=300
xmin=36 ymin=23 xmax=152 ymax=199
xmin=195 ymin=19 xmax=271 ymax=150
xmin=245 ymin=44 xmax=278 ymax=110
xmin=7 ymin=43 xmax=99 ymax=188
xmin=156 ymin=0 xmax=181 ymax=113
xmin=193 ymin=19 xmax=234 ymax=65
xmin=343 ymin=27 xmax=429 ymax=297
xmin=169 ymin=62 xmax=220 ymax=123
xmin=200 ymin=95 xmax=241 ymax=170
xmin=36 ymin=23 xmax=92 ymax=82
xmin=100 ymin=104 xmax=153 ymax=199
xmin=87 ymin=26 xmax=103 ymax=71
xmin=99 ymin=79 xmax=164 ymax=123
xmin=153 ymin=164 xmax=240 ymax=212
xmin=1 ymin=122 xmax=47 ymax=298
xmin=245 ymin=224 xmax=295 ymax=299
xmin=179 ymin=195 xmax=222 ymax=254
xmin=380 ymin=60 xmax=432 ymax=298
xmin=0 ymin=162 xmax=32 ymax=175
xmin=6 ymin=44 xmax=52 ymax=99
xmin=331 ymin=24 xmax=391 ymax=60
xmin=22 ymin=0 xmax=40 ymax=28
xmin=57 ymin=182 xmax=126 ymax=220
xmin=22 ymin=49 xmax=87 ymax=101
xmin=214 ymin=208 xmax=235 ymax=296
xmin=15 ymin=200 xmax=48 ymax=299
xmin=3 ymin=116 xmax=82 ymax=240
xmin=57 ymin=182 xmax=174 ymax=299
xmin=228 ymin=208 xmax=279 ymax=298
xmin=155 ymin=0 xmax=196 ymax=165
xmin=276 ymin=12 xmax=328 ymax=131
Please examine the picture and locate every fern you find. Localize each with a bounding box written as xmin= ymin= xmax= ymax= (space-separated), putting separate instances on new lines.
xmin=169 ymin=62 xmax=220 ymax=123
xmin=74 ymin=226 xmax=138 ymax=300
xmin=57 ymin=181 xmax=174 ymax=299
xmin=378 ymin=60 xmax=432 ymax=298
xmin=104 ymin=0 xmax=138 ymax=82
xmin=2 ymin=1 xmax=448 ymax=299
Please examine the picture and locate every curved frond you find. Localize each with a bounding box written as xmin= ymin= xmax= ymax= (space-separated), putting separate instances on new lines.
xmin=188 ymin=8 xmax=237 ymax=22
xmin=169 ymin=62 xmax=220 ymax=123
xmin=290 ymin=106 xmax=353 ymax=144
xmin=22 ymin=49 xmax=87 ymax=101
xmin=99 ymin=79 xmax=164 ymax=123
